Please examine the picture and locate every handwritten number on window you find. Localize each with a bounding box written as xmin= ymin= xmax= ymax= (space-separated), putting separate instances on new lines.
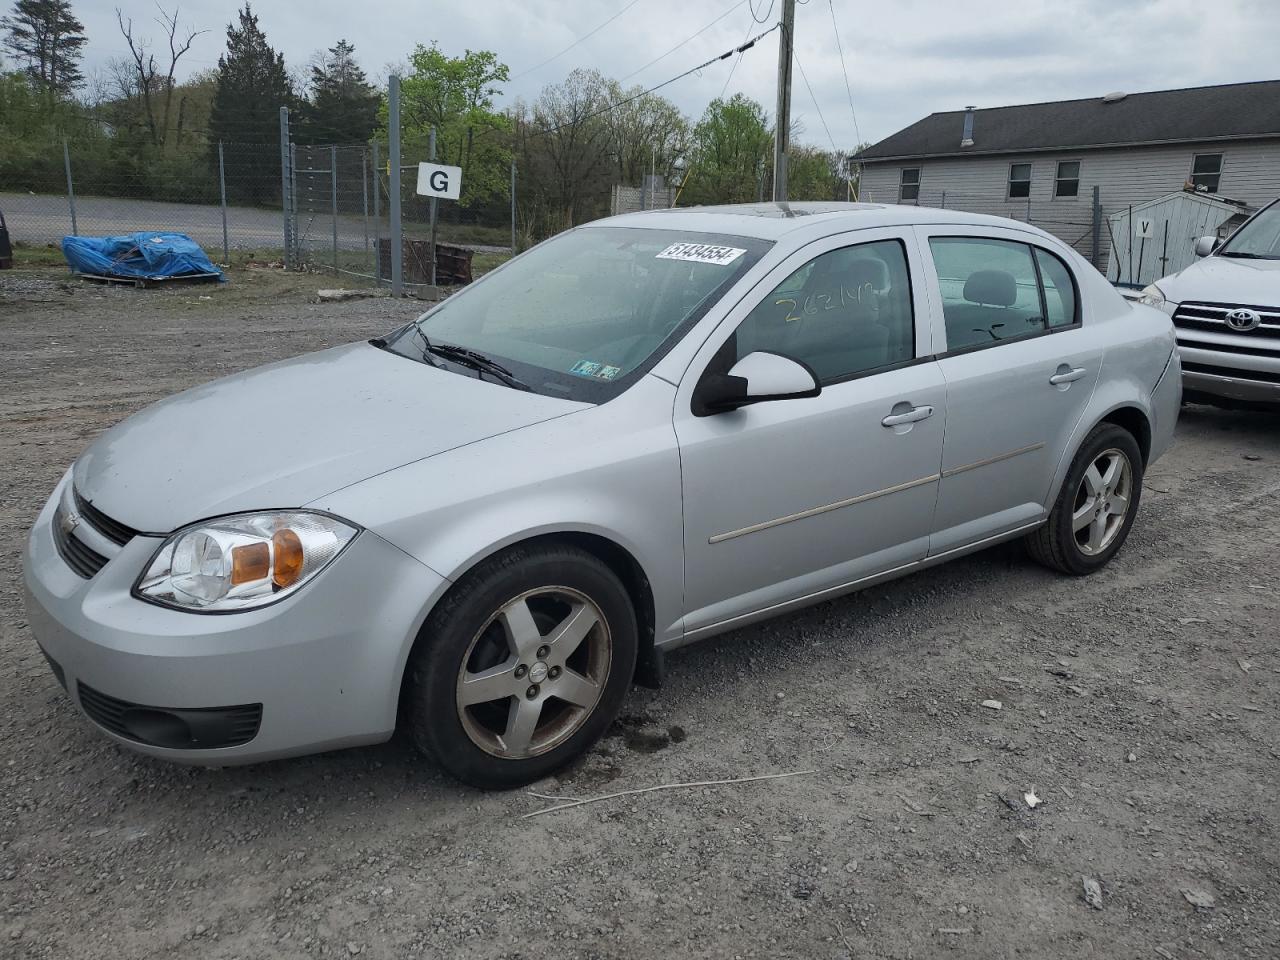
xmin=775 ymin=281 xmax=875 ymax=323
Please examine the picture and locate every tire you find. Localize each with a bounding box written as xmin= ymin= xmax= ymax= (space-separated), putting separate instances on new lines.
xmin=1026 ymin=423 xmax=1144 ymax=576
xmin=406 ymin=543 xmax=637 ymax=789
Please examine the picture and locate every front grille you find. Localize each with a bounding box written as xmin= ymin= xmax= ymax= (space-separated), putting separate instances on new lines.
xmin=52 ymin=502 xmax=109 ymax=578
xmin=1173 ymin=302 xmax=1280 ymax=340
xmin=77 ymin=682 xmax=263 ymax=750
xmin=73 ymin=489 xmax=139 ymax=546
xmin=1182 ymin=361 xmax=1280 ymax=385
xmin=1177 ymin=335 xmax=1280 ymax=359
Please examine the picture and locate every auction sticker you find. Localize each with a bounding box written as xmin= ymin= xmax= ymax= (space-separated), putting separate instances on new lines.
xmin=656 ymin=242 xmax=746 ymax=266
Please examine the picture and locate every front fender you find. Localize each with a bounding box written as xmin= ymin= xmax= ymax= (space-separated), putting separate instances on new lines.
xmin=309 ymin=376 xmax=686 ymax=646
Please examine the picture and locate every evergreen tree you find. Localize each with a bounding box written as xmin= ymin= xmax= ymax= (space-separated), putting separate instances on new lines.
xmin=209 ymin=3 xmax=290 ymax=147
xmin=1 ymin=0 xmax=86 ymax=96
xmin=299 ymin=39 xmax=379 ymax=144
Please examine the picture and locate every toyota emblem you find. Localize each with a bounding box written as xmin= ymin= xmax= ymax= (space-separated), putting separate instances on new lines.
xmin=1224 ymin=308 xmax=1262 ymax=332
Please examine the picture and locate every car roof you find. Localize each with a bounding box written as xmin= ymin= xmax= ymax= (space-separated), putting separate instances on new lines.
xmin=592 ymin=201 xmax=1054 ymax=243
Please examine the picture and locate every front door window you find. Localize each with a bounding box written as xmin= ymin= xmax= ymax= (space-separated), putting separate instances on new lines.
xmin=732 ymin=239 xmax=916 ymax=384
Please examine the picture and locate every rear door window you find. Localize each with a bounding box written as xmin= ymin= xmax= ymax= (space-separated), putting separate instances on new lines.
xmin=1034 ymin=248 xmax=1078 ymax=328
xmin=928 ymin=236 xmax=1080 ymax=351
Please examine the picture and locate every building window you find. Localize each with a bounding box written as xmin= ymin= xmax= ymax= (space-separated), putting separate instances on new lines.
xmin=1007 ymin=162 xmax=1032 ymax=199
xmin=1190 ymin=153 xmax=1223 ymax=193
xmin=899 ymin=167 xmax=920 ymax=202
xmin=1054 ymin=161 xmax=1080 ymax=198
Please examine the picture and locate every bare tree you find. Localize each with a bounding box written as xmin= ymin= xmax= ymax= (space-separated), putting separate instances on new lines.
xmin=602 ymin=80 xmax=691 ymax=187
xmin=115 ymin=4 xmax=206 ymax=149
xmin=531 ymin=69 xmax=613 ymax=228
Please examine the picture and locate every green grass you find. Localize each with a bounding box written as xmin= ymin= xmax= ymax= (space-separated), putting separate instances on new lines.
xmin=472 ymin=251 xmax=510 ymax=276
xmin=10 ymin=242 xmax=68 ymax=269
xmin=7 ymin=240 xmax=511 ymax=299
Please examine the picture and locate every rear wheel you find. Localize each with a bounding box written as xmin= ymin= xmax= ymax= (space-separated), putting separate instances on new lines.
xmin=1026 ymin=423 xmax=1143 ymax=575
xmin=406 ymin=544 xmax=637 ymax=789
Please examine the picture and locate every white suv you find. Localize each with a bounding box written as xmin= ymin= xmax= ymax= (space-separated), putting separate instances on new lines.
xmin=1141 ymin=198 xmax=1280 ymax=407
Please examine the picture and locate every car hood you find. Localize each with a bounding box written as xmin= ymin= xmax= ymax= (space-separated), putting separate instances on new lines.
xmin=1157 ymin=254 xmax=1280 ymax=305
xmin=73 ymin=342 xmax=588 ymax=533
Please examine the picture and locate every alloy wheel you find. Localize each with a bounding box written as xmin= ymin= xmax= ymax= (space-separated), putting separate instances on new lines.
xmin=455 ymin=586 xmax=611 ymax=759
xmin=1071 ymin=447 xmax=1133 ymax=556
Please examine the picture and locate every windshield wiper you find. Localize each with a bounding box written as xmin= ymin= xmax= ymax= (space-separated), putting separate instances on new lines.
xmin=422 ymin=339 xmax=531 ymax=391
xmin=1218 ymin=251 xmax=1278 ymax=260
xmin=371 ymin=326 xmax=442 ymax=369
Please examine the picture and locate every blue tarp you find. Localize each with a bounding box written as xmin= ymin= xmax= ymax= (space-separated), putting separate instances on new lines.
xmin=61 ymin=233 xmax=223 ymax=281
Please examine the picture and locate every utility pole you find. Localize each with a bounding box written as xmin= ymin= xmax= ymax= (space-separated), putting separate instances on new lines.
xmin=772 ymin=0 xmax=796 ymax=202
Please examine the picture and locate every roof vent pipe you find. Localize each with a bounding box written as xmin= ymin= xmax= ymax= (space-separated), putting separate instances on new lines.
xmin=960 ymin=106 xmax=976 ymax=148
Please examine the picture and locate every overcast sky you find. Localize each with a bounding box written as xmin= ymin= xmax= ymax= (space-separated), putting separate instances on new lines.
xmin=75 ymin=0 xmax=1280 ymax=148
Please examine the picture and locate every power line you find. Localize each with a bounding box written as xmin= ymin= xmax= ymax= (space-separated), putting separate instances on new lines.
xmin=669 ymin=11 xmax=764 ymax=208
xmin=716 ymin=15 xmax=757 ymax=100
xmin=511 ymin=0 xmax=645 ymax=81
xmin=527 ymin=23 xmax=778 ymax=140
xmin=619 ymin=0 xmax=746 ymax=83
xmin=793 ymin=52 xmax=838 ymax=155
xmin=826 ymin=0 xmax=862 ymax=147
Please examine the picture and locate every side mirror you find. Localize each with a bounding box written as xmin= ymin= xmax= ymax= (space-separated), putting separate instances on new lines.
xmin=693 ymin=351 xmax=820 ymax=416
xmin=1194 ymin=235 xmax=1219 ymax=258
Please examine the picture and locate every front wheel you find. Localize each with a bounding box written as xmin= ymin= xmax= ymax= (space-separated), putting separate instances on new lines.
xmin=405 ymin=544 xmax=637 ymax=789
xmin=1026 ymin=423 xmax=1144 ymax=575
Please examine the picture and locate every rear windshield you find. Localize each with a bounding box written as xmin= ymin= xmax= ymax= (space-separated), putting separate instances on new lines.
xmin=387 ymin=226 xmax=771 ymax=402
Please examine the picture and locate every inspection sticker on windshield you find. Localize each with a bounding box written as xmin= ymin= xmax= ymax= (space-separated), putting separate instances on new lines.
xmin=656 ymin=242 xmax=746 ymax=266
xmin=570 ymin=360 xmax=622 ymax=380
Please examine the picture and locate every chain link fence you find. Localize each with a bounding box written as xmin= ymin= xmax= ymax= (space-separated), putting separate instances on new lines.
xmin=289 ymin=142 xmax=376 ymax=281
xmin=2 ymin=133 xmax=286 ymax=263
xmin=610 ymin=179 xmax=675 ymax=215
xmin=904 ymin=188 xmax=1102 ymax=265
xmin=898 ymin=186 xmax=1256 ymax=288
xmin=282 ymin=141 xmax=518 ymax=293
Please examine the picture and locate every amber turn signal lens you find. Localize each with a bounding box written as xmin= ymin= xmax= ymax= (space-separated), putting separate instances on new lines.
xmin=272 ymin=528 xmax=305 ymax=587
xmin=230 ymin=542 xmax=270 ymax=585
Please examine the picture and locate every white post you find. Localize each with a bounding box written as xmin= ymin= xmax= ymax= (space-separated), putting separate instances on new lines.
xmin=389 ymin=75 xmax=403 ymax=297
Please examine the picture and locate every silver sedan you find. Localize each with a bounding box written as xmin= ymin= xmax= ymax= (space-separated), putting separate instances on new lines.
xmin=23 ymin=202 xmax=1181 ymax=788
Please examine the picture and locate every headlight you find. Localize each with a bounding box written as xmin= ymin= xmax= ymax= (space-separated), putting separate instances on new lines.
xmin=135 ymin=511 xmax=358 ymax=613
xmin=1138 ymin=284 xmax=1167 ymax=308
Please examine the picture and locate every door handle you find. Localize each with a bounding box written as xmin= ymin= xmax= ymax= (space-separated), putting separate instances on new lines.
xmin=1049 ymin=366 xmax=1087 ymax=385
xmin=881 ymin=404 xmax=934 ymax=427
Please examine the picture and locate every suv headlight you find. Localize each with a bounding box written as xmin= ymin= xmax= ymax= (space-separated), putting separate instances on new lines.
xmin=134 ymin=511 xmax=358 ymax=612
xmin=1138 ymin=284 xmax=1168 ymax=308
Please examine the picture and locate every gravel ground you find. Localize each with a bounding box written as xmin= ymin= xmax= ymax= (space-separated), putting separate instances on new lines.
xmin=1 ymin=268 xmax=1278 ymax=960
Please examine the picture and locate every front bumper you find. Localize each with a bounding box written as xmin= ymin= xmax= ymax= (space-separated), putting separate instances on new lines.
xmin=1178 ymin=341 xmax=1280 ymax=406
xmin=22 ymin=475 xmax=446 ymax=765
xmin=1182 ymin=367 xmax=1280 ymax=405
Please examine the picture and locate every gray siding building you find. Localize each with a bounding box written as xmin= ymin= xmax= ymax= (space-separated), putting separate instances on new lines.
xmin=854 ymin=80 xmax=1280 ymax=267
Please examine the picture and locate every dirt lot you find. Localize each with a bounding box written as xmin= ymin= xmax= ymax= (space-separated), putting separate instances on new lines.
xmin=1 ymin=266 xmax=1278 ymax=960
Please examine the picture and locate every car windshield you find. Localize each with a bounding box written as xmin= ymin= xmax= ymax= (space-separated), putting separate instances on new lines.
xmin=384 ymin=226 xmax=770 ymax=402
xmin=1219 ymin=203 xmax=1280 ymax=259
